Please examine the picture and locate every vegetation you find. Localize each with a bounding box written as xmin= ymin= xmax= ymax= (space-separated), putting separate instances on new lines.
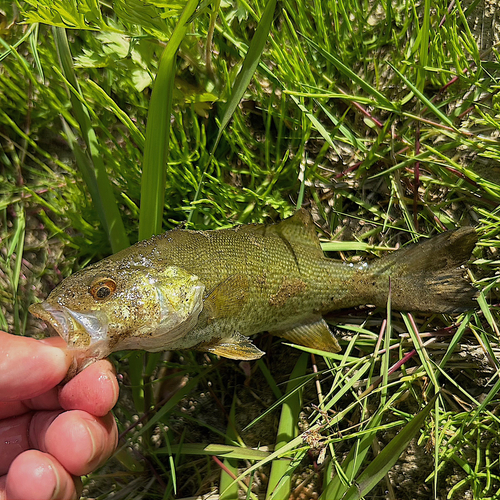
xmin=1 ymin=0 xmax=499 ymax=498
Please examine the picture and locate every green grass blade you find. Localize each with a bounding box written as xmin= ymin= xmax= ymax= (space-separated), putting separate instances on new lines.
xmin=164 ymin=443 xmax=269 ymax=460
xmin=319 ymin=386 xmax=384 ymax=498
xmin=401 ymin=312 xmax=439 ymax=389
xmin=136 ymin=367 xmax=211 ymax=436
xmin=389 ymin=63 xmax=456 ymax=129
xmin=53 ymin=26 xmax=129 ymax=253
xmin=126 ymin=351 xmax=146 ymax=414
xmin=220 ymin=394 xmax=239 ymax=499
xmin=342 ymin=393 xmax=439 ymax=500
xmin=139 ymin=0 xmax=200 ymax=239
xmin=189 ymin=0 xmax=277 ymax=221
xmin=162 ymin=429 xmax=177 ymax=496
xmin=29 ymin=24 xmax=44 ymax=80
xmin=415 ymin=0 xmax=431 ymax=93
xmin=288 ymin=94 xmax=343 ymax=158
xmin=315 ymin=99 xmax=366 ymax=153
xmin=266 ymin=353 xmax=308 ymax=499
xmin=61 ymin=119 xmax=102 ymax=209
xmin=243 ymin=372 xmax=316 ymax=432
xmin=0 ymin=23 xmax=36 ymax=62
xmin=380 ymin=282 xmax=392 ymax=407
xmin=85 ymin=80 xmax=145 ymax=150
xmin=10 ymin=206 xmax=25 ymax=335
xmin=257 ymin=359 xmax=282 ymax=399
xmin=212 ymin=0 xmax=276 ymax=153
xmin=301 ymin=34 xmax=398 ymax=112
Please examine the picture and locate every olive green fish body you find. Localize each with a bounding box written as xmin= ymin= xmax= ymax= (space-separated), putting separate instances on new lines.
xmin=29 ymin=210 xmax=477 ymax=368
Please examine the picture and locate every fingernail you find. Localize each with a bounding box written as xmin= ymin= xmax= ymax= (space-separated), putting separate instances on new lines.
xmin=85 ymin=420 xmax=99 ymax=466
xmin=48 ymin=458 xmax=62 ymax=499
xmin=103 ymin=368 xmax=119 ymax=406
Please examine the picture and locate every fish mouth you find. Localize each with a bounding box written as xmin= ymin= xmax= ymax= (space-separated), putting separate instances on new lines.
xmin=29 ymin=301 xmax=109 ymax=349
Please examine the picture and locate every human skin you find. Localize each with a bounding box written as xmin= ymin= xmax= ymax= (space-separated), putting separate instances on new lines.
xmin=0 ymin=331 xmax=119 ymax=500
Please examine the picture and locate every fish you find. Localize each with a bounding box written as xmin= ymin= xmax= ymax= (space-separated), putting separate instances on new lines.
xmin=29 ymin=209 xmax=477 ymax=370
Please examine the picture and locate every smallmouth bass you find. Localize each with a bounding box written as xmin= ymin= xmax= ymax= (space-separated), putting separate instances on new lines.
xmin=30 ymin=210 xmax=477 ymax=369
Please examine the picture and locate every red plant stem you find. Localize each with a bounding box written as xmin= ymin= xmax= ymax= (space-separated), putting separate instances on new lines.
xmin=211 ymin=455 xmax=238 ymax=480
xmin=458 ymin=105 xmax=475 ymax=120
xmin=337 ymin=87 xmax=385 ymax=128
xmin=438 ymin=0 xmax=456 ymax=28
xmin=374 ymin=319 xmax=387 ymax=357
xmin=388 ymin=349 xmax=416 ymax=376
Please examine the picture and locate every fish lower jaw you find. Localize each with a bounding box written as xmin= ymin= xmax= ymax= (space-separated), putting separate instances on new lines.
xmin=29 ymin=301 xmax=109 ymax=349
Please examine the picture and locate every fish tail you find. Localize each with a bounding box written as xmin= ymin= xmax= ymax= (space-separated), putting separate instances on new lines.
xmin=363 ymin=227 xmax=478 ymax=313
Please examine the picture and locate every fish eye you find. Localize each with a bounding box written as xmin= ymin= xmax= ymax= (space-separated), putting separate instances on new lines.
xmin=90 ymin=278 xmax=117 ymax=300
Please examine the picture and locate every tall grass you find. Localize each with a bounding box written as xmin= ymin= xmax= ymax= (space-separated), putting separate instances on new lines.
xmin=1 ymin=0 xmax=499 ymax=498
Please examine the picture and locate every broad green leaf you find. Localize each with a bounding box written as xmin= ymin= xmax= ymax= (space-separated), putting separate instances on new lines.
xmin=23 ymin=0 xmax=106 ymax=30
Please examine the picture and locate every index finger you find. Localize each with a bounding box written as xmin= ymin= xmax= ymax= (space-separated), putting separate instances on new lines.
xmin=0 ymin=332 xmax=72 ymax=402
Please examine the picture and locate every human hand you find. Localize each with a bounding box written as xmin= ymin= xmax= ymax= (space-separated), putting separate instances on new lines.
xmin=0 ymin=331 xmax=119 ymax=500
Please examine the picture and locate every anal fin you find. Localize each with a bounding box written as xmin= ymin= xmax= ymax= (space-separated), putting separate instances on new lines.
xmin=273 ymin=316 xmax=341 ymax=353
xmin=197 ymin=333 xmax=265 ymax=360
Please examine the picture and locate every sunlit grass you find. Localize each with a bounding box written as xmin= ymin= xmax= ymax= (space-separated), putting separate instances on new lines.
xmin=1 ymin=0 xmax=499 ymax=498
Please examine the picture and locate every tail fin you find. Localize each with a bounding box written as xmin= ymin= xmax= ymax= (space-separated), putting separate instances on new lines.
xmin=367 ymin=227 xmax=478 ymax=313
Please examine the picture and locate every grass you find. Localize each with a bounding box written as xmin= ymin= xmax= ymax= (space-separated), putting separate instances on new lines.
xmin=1 ymin=0 xmax=500 ymax=498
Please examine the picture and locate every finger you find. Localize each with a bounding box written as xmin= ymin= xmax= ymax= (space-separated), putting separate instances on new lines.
xmin=0 ymin=413 xmax=33 ymax=476
xmin=38 ymin=410 xmax=118 ymax=476
xmin=0 ymin=332 xmax=72 ymax=402
xmin=0 ymin=410 xmax=67 ymax=476
xmin=0 ymin=375 xmax=64 ymax=421
xmin=0 ymin=476 xmax=5 ymax=500
xmin=0 ymin=402 xmax=29 ymax=421
xmin=25 ymin=388 xmax=61 ymax=412
xmin=59 ymin=360 xmax=119 ymax=417
xmin=0 ymin=383 xmax=61 ymax=421
xmin=5 ymin=450 xmax=81 ymax=500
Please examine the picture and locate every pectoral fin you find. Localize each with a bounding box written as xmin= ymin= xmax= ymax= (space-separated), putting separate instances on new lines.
xmin=204 ymin=274 xmax=249 ymax=320
xmin=198 ymin=333 xmax=265 ymax=360
xmin=272 ymin=316 xmax=341 ymax=353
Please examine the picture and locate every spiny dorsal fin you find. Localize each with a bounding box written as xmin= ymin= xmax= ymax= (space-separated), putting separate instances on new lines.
xmin=237 ymin=209 xmax=324 ymax=255
xmin=268 ymin=209 xmax=323 ymax=253
xmin=204 ymin=274 xmax=249 ymax=320
xmin=272 ymin=316 xmax=341 ymax=353
xmin=198 ymin=333 xmax=265 ymax=360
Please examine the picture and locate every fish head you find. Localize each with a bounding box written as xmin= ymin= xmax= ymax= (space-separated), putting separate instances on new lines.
xmin=29 ymin=258 xmax=205 ymax=362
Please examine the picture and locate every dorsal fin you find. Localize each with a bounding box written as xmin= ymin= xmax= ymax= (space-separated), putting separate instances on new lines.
xmin=269 ymin=209 xmax=322 ymax=251
xmin=238 ymin=209 xmax=324 ymax=256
